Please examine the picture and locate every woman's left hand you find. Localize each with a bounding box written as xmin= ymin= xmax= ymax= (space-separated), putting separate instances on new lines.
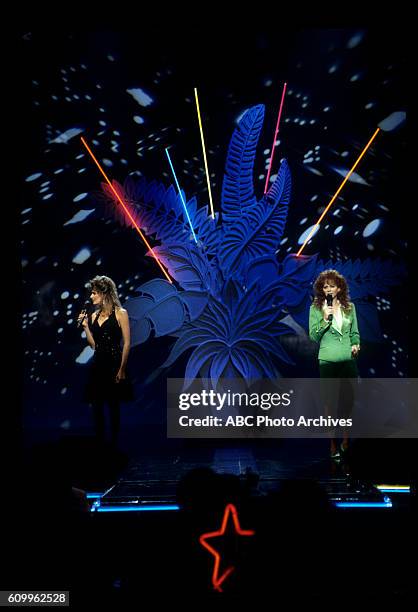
xmin=115 ymin=369 xmax=126 ymax=383
xmin=351 ymin=344 xmax=360 ymax=357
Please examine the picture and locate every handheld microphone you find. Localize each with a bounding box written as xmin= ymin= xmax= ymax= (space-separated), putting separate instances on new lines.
xmin=77 ymin=300 xmax=92 ymax=328
xmin=326 ymin=293 xmax=333 ymax=321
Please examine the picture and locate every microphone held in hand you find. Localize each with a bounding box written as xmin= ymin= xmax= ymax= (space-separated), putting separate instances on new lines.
xmin=77 ymin=300 xmax=93 ymax=328
xmin=326 ymin=293 xmax=333 ymax=321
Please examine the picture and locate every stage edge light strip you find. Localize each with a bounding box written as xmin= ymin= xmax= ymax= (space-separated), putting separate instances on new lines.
xmin=165 ymin=148 xmax=197 ymax=242
xmin=296 ymin=127 xmax=381 ymax=256
xmin=91 ymin=504 xmax=180 ymax=512
xmin=377 ymin=490 xmax=410 ymax=494
xmin=264 ymin=81 xmax=288 ymax=194
xmin=81 ymin=136 xmax=173 ymax=283
xmin=194 ymin=88 xmax=215 ymax=219
xmin=335 ymin=502 xmax=392 ymax=508
xmin=375 ymin=485 xmax=410 ymax=493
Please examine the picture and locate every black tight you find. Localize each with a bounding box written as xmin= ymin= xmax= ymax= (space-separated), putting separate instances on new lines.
xmin=92 ymin=401 xmax=120 ymax=445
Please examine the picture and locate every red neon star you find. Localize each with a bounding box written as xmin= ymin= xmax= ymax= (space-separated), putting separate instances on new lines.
xmin=199 ymin=503 xmax=255 ymax=592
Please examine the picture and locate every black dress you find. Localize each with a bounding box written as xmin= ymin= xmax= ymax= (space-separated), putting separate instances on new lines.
xmin=84 ymin=307 xmax=134 ymax=404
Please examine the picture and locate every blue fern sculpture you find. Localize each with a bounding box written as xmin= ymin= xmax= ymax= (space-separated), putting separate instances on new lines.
xmin=93 ymin=104 xmax=406 ymax=385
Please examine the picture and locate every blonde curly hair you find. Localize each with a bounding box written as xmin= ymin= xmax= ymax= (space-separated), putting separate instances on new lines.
xmin=88 ymin=275 xmax=122 ymax=312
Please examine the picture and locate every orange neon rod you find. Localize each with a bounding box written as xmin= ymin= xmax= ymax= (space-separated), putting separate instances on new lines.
xmin=81 ymin=137 xmax=172 ymax=283
xmin=296 ymin=127 xmax=381 ymax=256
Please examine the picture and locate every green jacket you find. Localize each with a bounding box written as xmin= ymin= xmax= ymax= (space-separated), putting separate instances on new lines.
xmin=309 ymin=302 xmax=360 ymax=363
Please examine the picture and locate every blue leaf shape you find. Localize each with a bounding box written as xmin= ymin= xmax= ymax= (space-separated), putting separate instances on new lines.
xmin=238 ymin=341 xmax=280 ymax=378
xmin=230 ymin=348 xmax=252 ymax=378
xmin=172 ymin=279 xmax=295 ymax=384
xmin=151 ymin=243 xmax=215 ymax=292
xmin=280 ymin=253 xmax=319 ymax=280
xmin=219 ymin=160 xmax=291 ymax=275
xmin=232 ymin=280 xmax=261 ymax=325
xmin=210 ymin=349 xmax=231 ymax=387
xmin=206 ymin=298 xmax=231 ymax=338
xmin=184 ymin=340 xmax=228 ymax=386
xmin=274 ymin=253 xmax=319 ymax=308
xmin=245 ymin=255 xmax=281 ymax=288
xmin=126 ymin=279 xmax=186 ymax=346
xmin=183 ymin=340 xmax=280 ymax=388
xmin=283 ymin=295 xmax=312 ymax=330
xmin=221 ymin=279 xmax=246 ymax=312
xmin=316 ymin=258 xmax=406 ymax=300
xmin=254 ymin=331 xmax=295 ymax=365
xmin=262 ymin=156 xmax=291 ymax=217
xmin=250 ymin=254 xmax=317 ymax=312
xmin=98 ymin=178 xmax=222 ymax=256
xmin=178 ymin=290 xmax=209 ymax=321
xmin=232 ymin=306 xmax=278 ymax=341
xmin=221 ymin=105 xmax=265 ymax=226
xmin=161 ymin=328 xmax=213 ymax=368
xmin=135 ymin=279 xmax=178 ymax=301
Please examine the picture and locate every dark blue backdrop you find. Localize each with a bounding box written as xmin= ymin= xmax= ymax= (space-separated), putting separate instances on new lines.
xmin=19 ymin=27 xmax=408 ymax=440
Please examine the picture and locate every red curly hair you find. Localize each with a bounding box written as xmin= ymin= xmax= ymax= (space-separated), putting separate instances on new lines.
xmin=312 ymin=269 xmax=352 ymax=312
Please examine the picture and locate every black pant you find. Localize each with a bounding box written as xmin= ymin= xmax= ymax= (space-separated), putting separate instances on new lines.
xmin=319 ymin=359 xmax=358 ymax=378
xmin=319 ymin=360 xmax=358 ymax=419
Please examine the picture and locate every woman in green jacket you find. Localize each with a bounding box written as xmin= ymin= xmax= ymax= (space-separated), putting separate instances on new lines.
xmin=309 ymin=269 xmax=360 ymax=459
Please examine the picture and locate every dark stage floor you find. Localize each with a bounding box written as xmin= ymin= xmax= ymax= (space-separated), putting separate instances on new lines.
xmin=13 ymin=427 xmax=415 ymax=604
xmin=24 ymin=426 xmax=410 ymax=509
xmin=23 ymin=424 xmax=415 ymax=502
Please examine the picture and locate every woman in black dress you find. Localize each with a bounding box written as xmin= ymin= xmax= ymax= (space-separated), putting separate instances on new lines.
xmin=77 ymin=275 xmax=133 ymax=446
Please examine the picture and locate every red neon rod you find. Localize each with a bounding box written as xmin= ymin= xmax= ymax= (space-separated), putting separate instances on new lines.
xmin=81 ymin=137 xmax=172 ymax=283
xmin=264 ymin=82 xmax=288 ymax=194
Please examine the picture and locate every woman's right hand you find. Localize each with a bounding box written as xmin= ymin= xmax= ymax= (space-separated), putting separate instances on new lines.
xmin=77 ymin=310 xmax=89 ymax=328
xmin=323 ymin=305 xmax=334 ymax=321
